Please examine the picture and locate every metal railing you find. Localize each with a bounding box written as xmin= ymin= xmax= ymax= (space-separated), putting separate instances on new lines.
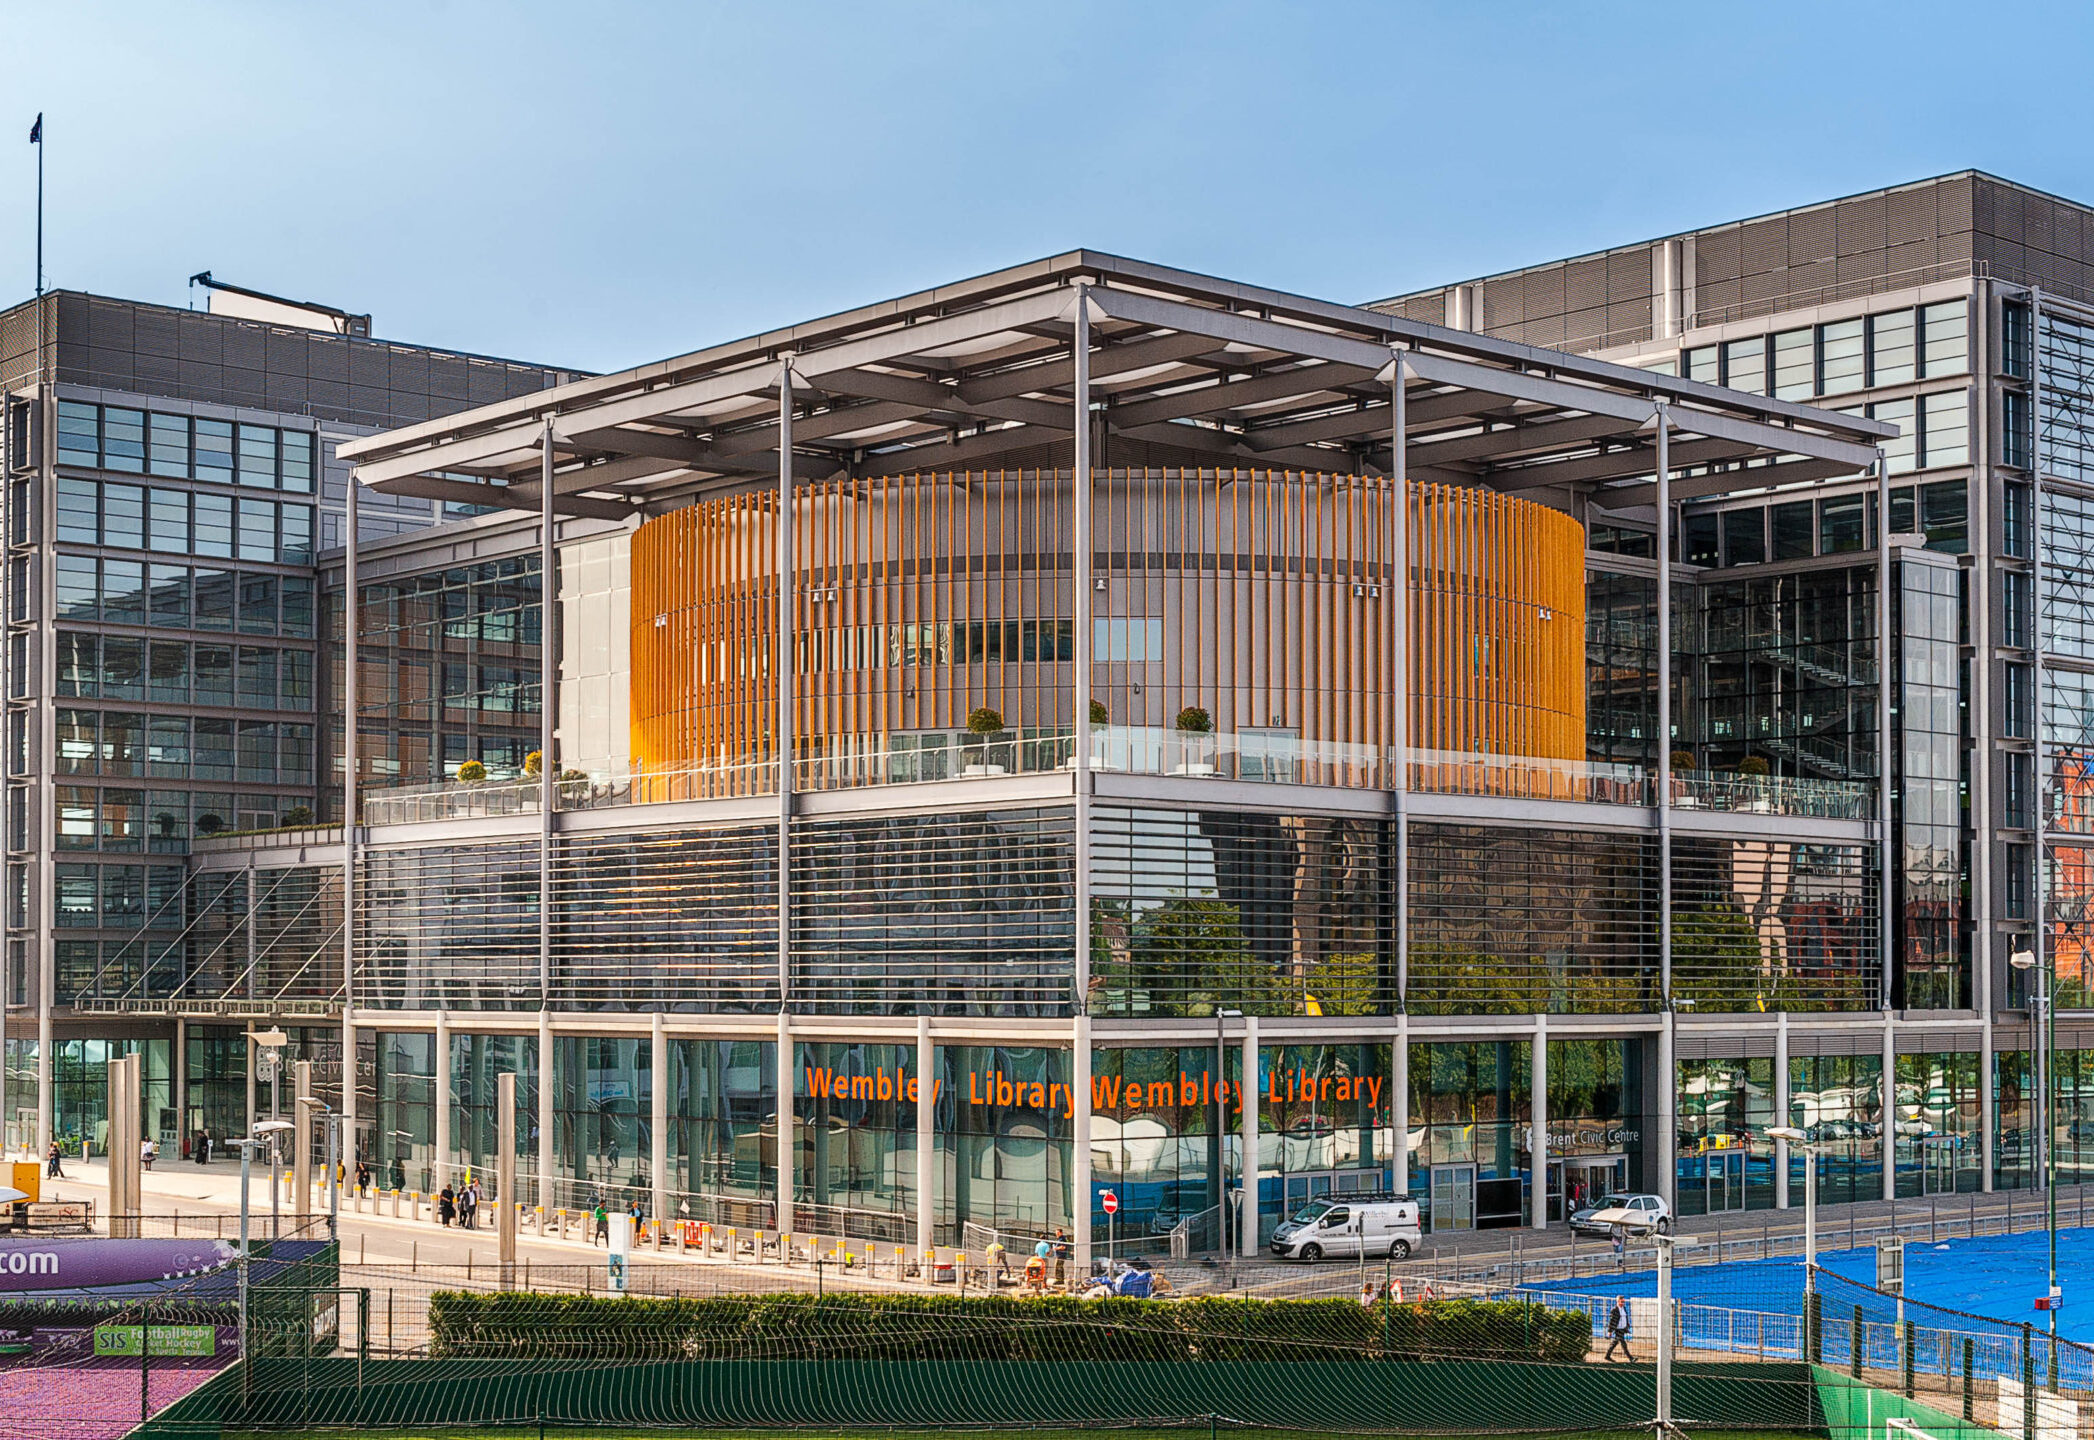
xmin=356 ymin=734 xmax=1875 ymax=825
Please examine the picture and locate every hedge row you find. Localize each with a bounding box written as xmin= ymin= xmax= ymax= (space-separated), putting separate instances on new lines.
xmin=427 ymin=1290 xmax=1591 ymax=1365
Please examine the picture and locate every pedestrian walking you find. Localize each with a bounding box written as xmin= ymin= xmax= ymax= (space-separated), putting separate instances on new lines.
xmin=1604 ymin=1296 xmax=1633 ymax=1361
xmin=438 ymin=1183 xmax=457 ymax=1227
xmin=593 ymin=1200 xmax=610 ymax=1246
xmin=45 ymin=1141 xmax=62 ymax=1178
xmin=1052 ymin=1228 xmax=1072 ymax=1287
xmin=355 ymin=1159 xmax=372 ymax=1195
xmin=141 ymin=1138 xmax=156 ymax=1171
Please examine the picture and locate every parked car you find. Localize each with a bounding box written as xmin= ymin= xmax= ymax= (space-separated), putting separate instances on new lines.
xmin=1568 ymin=1191 xmax=1673 ymax=1237
xmin=1269 ymin=1194 xmax=1420 ymax=1262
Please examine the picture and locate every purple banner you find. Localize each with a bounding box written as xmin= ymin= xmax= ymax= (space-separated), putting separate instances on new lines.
xmin=0 ymin=1238 xmax=235 ymax=1291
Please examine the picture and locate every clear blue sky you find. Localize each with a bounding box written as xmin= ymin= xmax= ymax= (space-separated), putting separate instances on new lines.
xmin=7 ymin=1 xmax=2091 ymax=374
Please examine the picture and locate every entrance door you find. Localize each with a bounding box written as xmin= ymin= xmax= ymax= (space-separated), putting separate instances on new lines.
xmin=1922 ymin=1137 xmax=1959 ymax=1195
xmin=1705 ymin=1150 xmax=1746 ymax=1212
xmin=1430 ymin=1164 xmax=1476 ymax=1232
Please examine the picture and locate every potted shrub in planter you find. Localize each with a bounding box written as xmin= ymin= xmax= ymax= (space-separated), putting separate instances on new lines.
xmin=1735 ymin=754 xmax=1772 ymax=812
xmin=963 ymin=707 xmax=1008 ymax=776
xmin=1172 ymin=705 xmax=1217 ymax=777
xmin=455 ymin=760 xmax=488 ymax=784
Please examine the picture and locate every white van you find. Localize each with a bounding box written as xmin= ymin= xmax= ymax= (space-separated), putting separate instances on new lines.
xmin=1269 ymin=1194 xmax=1421 ymax=1262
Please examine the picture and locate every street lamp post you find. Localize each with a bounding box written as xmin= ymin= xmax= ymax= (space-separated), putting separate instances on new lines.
xmin=1216 ymin=1008 xmax=1241 ymax=1266
xmin=2012 ymin=947 xmax=2060 ymax=1367
xmin=254 ymin=1120 xmax=291 ymax=1243
xmin=227 ymin=1135 xmax=259 ymax=1367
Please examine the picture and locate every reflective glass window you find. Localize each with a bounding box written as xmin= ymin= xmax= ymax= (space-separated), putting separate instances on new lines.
xmin=194 ymin=419 xmax=234 ymax=483
xmin=1869 ymin=308 xmax=1916 ymax=386
xmin=148 ymin=413 xmax=190 ymax=478
xmin=193 ymin=646 xmax=234 ymax=707
xmin=238 ymin=721 xmax=276 ymax=782
xmin=101 ymin=408 xmax=145 ymax=473
xmin=102 ymin=482 xmax=144 ymax=549
xmin=56 ymin=402 xmax=99 ymax=468
xmin=102 ymin=712 xmax=143 ymax=776
xmin=148 ymin=488 xmax=188 ymax=553
xmin=1819 ymin=318 xmax=1865 ymax=395
xmin=239 ymin=573 xmax=278 ymax=635
xmin=148 ymin=717 xmax=188 ymax=780
xmin=236 ymin=424 xmax=277 ymax=487
xmin=280 ymin=431 xmax=314 ymax=493
xmin=149 ymin=565 xmax=190 ymax=629
xmin=1872 ymin=397 xmax=1916 ymax=475
xmin=237 ymin=647 xmax=277 ymax=709
xmin=101 ymin=789 xmax=143 ymax=852
xmin=148 ymin=640 xmax=189 ymax=703
xmin=192 ymin=718 xmax=235 ymax=781
xmin=1772 ymin=500 xmax=1815 ymax=560
xmin=101 ymin=558 xmax=145 ymax=625
xmin=1721 ymin=507 xmax=1764 ymax=566
xmin=1920 ymin=300 xmax=1969 ymax=377
xmin=193 ymin=569 xmax=234 ymax=631
xmin=1921 ymin=480 xmax=1968 ymax=553
xmin=1819 ymin=494 xmax=1866 ymax=554
xmin=56 ymin=478 xmax=98 ymax=544
xmin=100 ymin=636 xmax=144 ymax=700
xmin=280 ymin=503 xmax=313 ymax=564
xmin=1683 ymin=512 xmax=1720 ymax=566
xmin=279 ymin=576 xmax=314 ymax=637
xmin=1772 ymin=329 xmax=1814 ymax=399
xmin=237 ymin=497 xmax=275 ymax=561
xmin=1920 ymin=391 xmax=1969 ymax=468
xmin=1684 ymin=346 xmax=1719 ymax=384
xmin=193 ymin=491 xmax=234 ymax=559
xmin=1723 ymin=337 xmax=1766 ymax=395
xmin=55 ymin=555 xmax=97 ymax=621
xmin=55 ymin=788 xmax=96 ymax=850
xmin=55 ymin=709 xmax=97 ymax=775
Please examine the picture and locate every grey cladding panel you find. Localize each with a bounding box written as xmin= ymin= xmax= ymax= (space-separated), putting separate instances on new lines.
xmin=1936 ymin=175 xmax=1975 ymax=236
xmin=1696 ymin=226 xmax=1741 ymax=284
xmin=1740 ymin=219 xmax=1786 ymax=276
xmin=1523 ymin=267 xmax=1565 ymax=322
xmin=86 ymin=298 xmax=134 ymax=354
xmin=305 ymin=379 xmax=349 ymax=415
xmin=134 ymin=351 xmax=182 ymax=391
xmin=265 ymin=329 xmax=309 ymax=379
xmin=2027 ymin=192 xmax=2058 ymax=258
xmin=1885 ymin=239 xmax=1940 ymax=277
xmin=1477 ymin=277 xmax=1518 ymax=330
xmin=388 ymin=347 xmax=429 ymax=393
xmin=1698 ymin=276 xmax=1741 ymax=314
xmin=220 ymin=367 xmax=270 ymax=407
xmin=178 ymin=315 xmax=224 ymax=366
xmin=133 ymin=310 xmax=180 ymax=360
xmin=350 ymin=384 xmax=392 ymax=419
xmin=347 ymin=345 xmax=389 ymax=390
xmin=79 ymin=346 xmax=135 ymax=390
xmin=503 ymin=367 xmax=551 ymax=398
xmin=222 ymin=325 xmax=267 ymax=374
xmin=387 ymin=390 xmax=432 ymax=424
xmin=1887 ymin=186 xmax=1936 ymax=246
xmin=427 ymin=358 xmax=470 ymax=402
xmin=466 ymin=363 xmax=508 ymax=405
xmin=1836 ymin=249 xmax=1888 ymax=284
xmin=1607 ymin=251 xmax=1647 ymax=305
xmin=55 ymin=295 xmax=90 ymax=350
xmin=263 ymin=371 xmax=311 ymax=409
xmin=1564 ymin=259 xmax=1606 ymax=314
xmin=309 ymin=337 xmax=348 ymax=385
xmin=1402 ymin=296 xmax=1442 ymax=324
xmin=1837 ymin=195 xmax=1888 ymax=255
xmin=1787 ymin=208 xmax=1836 ymax=268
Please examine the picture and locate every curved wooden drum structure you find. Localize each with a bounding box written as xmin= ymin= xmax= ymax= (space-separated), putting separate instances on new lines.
xmin=629 ymin=468 xmax=1586 ymax=776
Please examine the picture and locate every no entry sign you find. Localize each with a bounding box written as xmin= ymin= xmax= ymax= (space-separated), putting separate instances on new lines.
xmin=1101 ymin=1190 xmax=1119 ymax=1215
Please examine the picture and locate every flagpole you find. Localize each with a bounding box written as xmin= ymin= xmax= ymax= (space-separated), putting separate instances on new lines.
xmin=31 ymin=113 xmax=43 ymax=297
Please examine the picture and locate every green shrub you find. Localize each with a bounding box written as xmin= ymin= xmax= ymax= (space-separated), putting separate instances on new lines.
xmin=426 ymin=1289 xmax=1589 ymax=1364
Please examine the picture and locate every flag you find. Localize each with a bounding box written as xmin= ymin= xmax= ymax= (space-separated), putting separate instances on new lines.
xmin=28 ymin=114 xmax=40 ymax=145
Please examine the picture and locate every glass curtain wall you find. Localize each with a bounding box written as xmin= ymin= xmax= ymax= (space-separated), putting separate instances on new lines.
xmin=1089 ymin=1045 xmax=1242 ymax=1248
xmin=552 ymin=1036 xmax=652 ymax=1206
xmin=370 ymin=1030 xmax=435 ymax=1193
xmin=1673 ymin=1056 xmax=1774 ymax=1216
xmin=1788 ymin=1052 xmax=1883 ymax=1205
xmin=795 ymin=1041 xmax=918 ymax=1241
xmin=447 ymin=1032 xmax=538 ymax=1202
xmin=940 ymin=1045 xmax=1070 ymax=1243
xmin=1255 ymin=1042 xmax=1390 ymax=1244
xmin=1892 ymin=1052 xmax=1981 ymax=1196
xmin=1893 ymin=557 xmax=1968 ymax=1010
xmin=667 ymin=1038 xmax=777 ymax=1222
xmin=1408 ymin=1041 xmax=1529 ymax=1232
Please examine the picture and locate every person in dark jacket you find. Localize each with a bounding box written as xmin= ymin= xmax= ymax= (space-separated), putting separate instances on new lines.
xmin=438 ymin=1183 xmax=457 ymax=1227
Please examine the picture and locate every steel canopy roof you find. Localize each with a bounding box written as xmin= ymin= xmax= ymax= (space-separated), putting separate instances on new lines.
xmin=338 ymin=250 xmax=1893 ymax=520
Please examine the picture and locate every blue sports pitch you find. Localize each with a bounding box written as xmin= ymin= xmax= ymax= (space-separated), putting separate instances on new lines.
xmin=1529 ymin=1225 xmax=2094 ymax=1344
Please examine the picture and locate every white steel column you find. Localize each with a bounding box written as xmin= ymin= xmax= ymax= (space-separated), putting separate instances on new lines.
xmin=778 ymin=357 xmax=791 ymax=1017
xmin=1774 ymin=1013 xmax=1791 ymax=1209
xmin=432 ymin=1013 xmax=451 ymax=1197
xmin=1654 ymin=405 xmax=1676 ymax=1209
xmin=342 ymin=463 xmax=360 ymax=1176
xmin=774 ymin=362 xmax=796 ymax=1238
xmin=775 ymin=1009 xmax=794 ymax=1233
xmin=536 ymin=1011 xmax=555 ymax=1211
xmin=35 ymin=385 xmax=54 ymax=1157
xmin=915 ymin=1016 xmax=934 ymax=1262
xmin=1877 ymin=451 xmax=1894 ymax=1015
xmin=1071 ymin=1014 xmax=1092 ymax=1270
xmin=1239 ymin=1014 xmax=1260 ymax=1257
xmin=1982 ymin=1020 xmax=1997 ymax=1191
xmin=1882 ymin=1017 xmax=1897 ymax=1202
xmin=1072 ymin=288 xmax=1094 ymax=1006
xmin=650 ymin=1012 xmax=668 ymax=1233
xmin=1392 ymin=1014 xmax=1410 ymax=1197
xmin=1656 ymin=404 xmax=1673 ymax=1005
xmin=1390 ymin=354 xmax=1410 ymax=1005
xmin=1530 ymin=1014 xmax=1548 ymax=1229
xmin=172 ymin=1016 xmax=187 ymax=1153
xmin=539 ymin=419 xmax=556 ymax=1009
